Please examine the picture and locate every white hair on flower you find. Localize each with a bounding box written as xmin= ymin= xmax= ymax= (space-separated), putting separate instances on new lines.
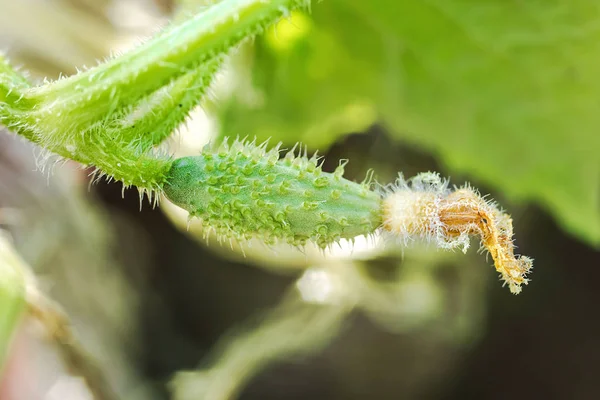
xmin=381 ymin=172 xmax=533 ymax=294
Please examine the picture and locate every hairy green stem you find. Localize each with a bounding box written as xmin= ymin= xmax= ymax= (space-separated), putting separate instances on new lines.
xmin=0 ymin=0 xmax=308 ymax=190
xmin=24 ymin=0 xmax=309 ymax=131
xmin=117 ymin=57 xmax=223 ymax=151
xmin=0 ymin=54 xmax=31 ymax=103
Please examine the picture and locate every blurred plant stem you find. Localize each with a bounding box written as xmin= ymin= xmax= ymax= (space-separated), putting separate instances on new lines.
xmin=170 ymin=248 xmax=486 ymax=399
xmin=171 ymin=271 xmax=354 ymax=400
xmin=26 ymin=285 xmax=119 ymax=400
xmin=0 ymin=234 xmax=26 ymax=370
xmin=1 ymin=232 xmax=118 ymax=399
xmin=0 ymin=128 xmax=154 ymax=399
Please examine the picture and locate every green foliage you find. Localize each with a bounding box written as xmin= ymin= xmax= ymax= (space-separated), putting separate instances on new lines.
xmin=164 ymin=139 xmax=381 ymax=248
xmin=216 ymin=0 xmax=600 ymax=245
xmin=0 ymin=237 xmax=26 ymax=369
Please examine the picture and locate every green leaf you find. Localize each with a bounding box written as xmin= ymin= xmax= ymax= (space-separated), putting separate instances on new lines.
xmin=216 ymin=0 xmax=600 ymax=245
xmin=0 ymin=236 xmax=26 ymax=371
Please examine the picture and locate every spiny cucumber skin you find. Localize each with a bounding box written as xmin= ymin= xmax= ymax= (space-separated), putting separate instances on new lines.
xmin=164 ymin=142 xmax=382 ymax=248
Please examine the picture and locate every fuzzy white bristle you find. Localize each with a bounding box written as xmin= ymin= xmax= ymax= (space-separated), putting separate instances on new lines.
xmin=381 ymin=172 xmax=449 ymax=247
xmin=380 ymin=171 xmax=532 ymax=295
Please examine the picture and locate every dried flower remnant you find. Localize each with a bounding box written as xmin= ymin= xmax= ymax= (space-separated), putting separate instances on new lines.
xmin=381 ymin=172 xmax=533 ymax=294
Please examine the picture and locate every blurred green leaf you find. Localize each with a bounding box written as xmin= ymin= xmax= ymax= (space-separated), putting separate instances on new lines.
xmin=0 ymin=236 xmax=26 ymax=371
xmin=216 ymin=0 xmax=600 ymax=245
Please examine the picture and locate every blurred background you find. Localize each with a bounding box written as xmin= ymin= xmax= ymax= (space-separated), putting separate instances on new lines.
xmin=1 ymin=0 xmax=599 ymax=399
